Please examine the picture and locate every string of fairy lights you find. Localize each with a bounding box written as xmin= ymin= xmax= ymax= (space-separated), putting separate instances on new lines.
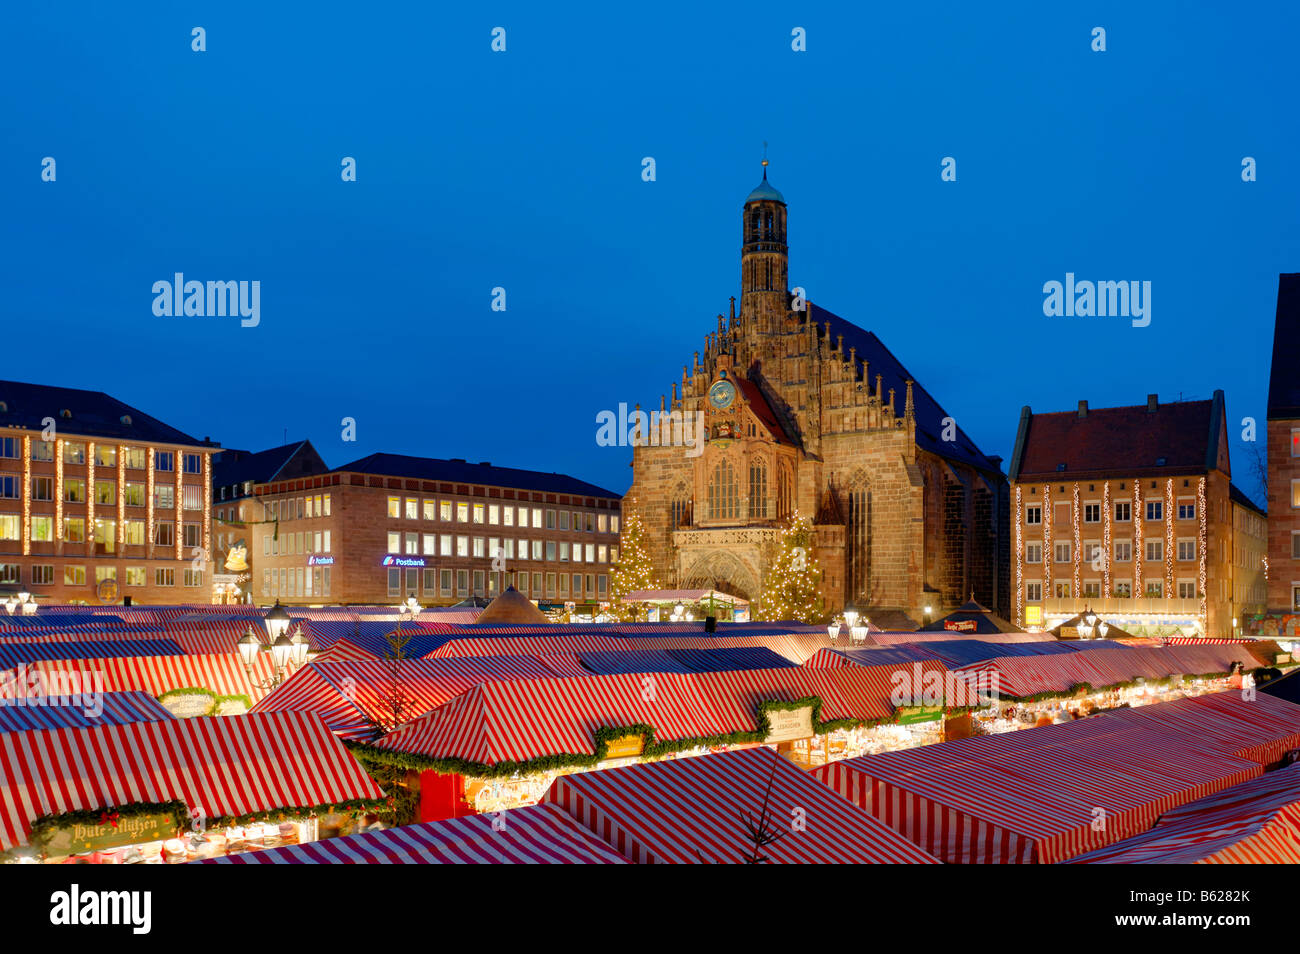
xmin=1013 ymin=485 xmax=1024 ymax=626
xmin=1101 ymin=481 xmax=1112 ymax=595
xmin=1016 ymin=475 xmax=1215 ymax=632
xmin=1071 ymin=482 xmax=1081 ymax=596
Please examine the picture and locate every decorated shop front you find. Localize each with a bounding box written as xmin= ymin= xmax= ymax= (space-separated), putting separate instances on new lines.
xmin=0 ymin=712 xmax=385 ymax=864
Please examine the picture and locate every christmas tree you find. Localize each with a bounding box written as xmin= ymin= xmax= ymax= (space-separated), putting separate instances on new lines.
xmin=608 ymin=500 xmax=661 ymax=622
xmin=755 ymin=513 xmax=827 ymax=623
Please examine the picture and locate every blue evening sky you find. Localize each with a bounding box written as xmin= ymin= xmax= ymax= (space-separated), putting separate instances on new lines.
xmin=2 ymin=2 xmax=1295 ymax=505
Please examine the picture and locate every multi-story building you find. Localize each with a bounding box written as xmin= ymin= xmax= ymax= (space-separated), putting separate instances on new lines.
xmin=1265 ymin=273 xmax=1300 ymax=622
xmin=251 ymin=452 xmax=622 ymax=607
xmin=628 ymin=167 xmax=1009 ymax=624
xmin=1008 ymin=391 xmax=1241 ymax=636
xmin=1229 ymin=484 xmax=1267 ymax=634
xmin=0 ymin=380 xmax=217 ymax=605
xmin=210 ymin=440 xmax=328 ymax=604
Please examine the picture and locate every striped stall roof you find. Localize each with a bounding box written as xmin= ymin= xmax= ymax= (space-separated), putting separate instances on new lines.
xmin=665 ymin=647 xmax=798 ymax=672
xmin=425 ymin=633 xmax=836 ymax=665
xmin=804 ymin=646 xmax=945 ymax=669
xmin=530 ymin=653 xmax=592 ymax=678
xmin=544 ymin=746 xmax=939 ymax=864
xmin=205 ymin=803 xmax=628 ymax=864
xmin=1068 ymin=763 xmax=1300 ymax=864
xmin=578 ymin=650 xmax=694 ymax=675
xmin=0 ymin=712 xmax=383 ymax=853
xmin=371 ymin=673 xmax=734 ymax=766
xmin=251 ymin=656 xmax=565 ymax=738
xmin=0 ymin=692 xmax=174 ymax=733
xmin=813 ymin=712 xmax=1264 ymax=863
xmin=0 ymin=640 xmax=184 ymax=667
xmin=12 ymin=652 xmax=283 ymax=705
xmin=1098 ymin=691 xmax=1300 ymax=766
xmin=868 ymin=630 xmax=1054 ymax=645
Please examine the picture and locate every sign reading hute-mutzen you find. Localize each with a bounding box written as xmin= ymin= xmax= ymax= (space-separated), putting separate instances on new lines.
xmin=763 ymin=703 xmax=815 ymax=743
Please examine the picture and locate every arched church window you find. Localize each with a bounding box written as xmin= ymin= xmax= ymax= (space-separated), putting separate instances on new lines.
xmin=708 ymin=460 xmax=740 ymax=521
xmin=749 ymin=457 xmax=769 ymax=519
xmin=776 ymin=463 xmax=792 ymax=520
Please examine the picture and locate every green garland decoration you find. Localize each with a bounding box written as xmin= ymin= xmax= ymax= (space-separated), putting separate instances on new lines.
xmin=350 ymin=694 xmax=935 ymax=778
xmin=977 ymin=667 xmax=1264 ymax=705
xmin=20 ymin=796 xmax=390 ymax=859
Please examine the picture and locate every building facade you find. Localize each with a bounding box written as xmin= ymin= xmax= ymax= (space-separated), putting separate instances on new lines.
xmin=252 ymin=453 xmax=621 ymax=607
xmin=1266 ymin=274 xmax=1300 ymax=622
xmin=627 ymin=168 xmax=1009 ymax=623
xmin=0 ymin=381 xmax=216 ymax=605
xmin=1230 ymin=484 xmax=1267 ymax=633
xmin=1007 ymin=392 xmax=1243 ymax=637
xmin=210 ymin=440 xmax=329 ymax=604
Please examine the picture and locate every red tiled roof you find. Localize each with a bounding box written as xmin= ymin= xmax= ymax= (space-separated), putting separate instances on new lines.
xmin=1013 ymin=398 xmax=1217 ymax=480
xmin=734 ymin=377 xmax=795 ymax=445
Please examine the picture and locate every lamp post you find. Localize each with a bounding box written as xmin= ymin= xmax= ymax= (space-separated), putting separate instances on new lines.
xmin=236 ymin=600 xmax=309 ymax=689
xmin=827 ymin=620 xmax=841 ymax=644
xmin=923 ymin=604 xmax=932 ymax=628
xmin=850 ymin=620 xmax=870 ymax=645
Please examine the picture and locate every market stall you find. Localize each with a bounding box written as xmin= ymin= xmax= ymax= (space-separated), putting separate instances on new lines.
xmin=361 ymin=664 xmax=960 ymax=820
xmin=0 ymin=691 xmax=173 ymax=733
xmin=1068 ymin=762 xmax=1300 ymax=864
xmin=813 ymin=710 xmax=1266 ymax=863
xmin=0 ymin=711 xmax=384 ymax=864
xmin=250 ymin=656 xmax=564 ymax=739
xmin=544 ymin=745 xmax=940 ymax=864
xmin=206 ymin=803 xmax=629 ymax=864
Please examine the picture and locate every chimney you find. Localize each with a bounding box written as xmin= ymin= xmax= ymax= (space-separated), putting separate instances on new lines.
xmin=1147 ymin=394 xmax=1158 ymax=413
xmin=1077 ymin=401 xmax=1087 ymax=418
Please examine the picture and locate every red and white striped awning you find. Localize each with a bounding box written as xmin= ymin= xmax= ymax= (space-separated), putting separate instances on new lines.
xmin=813 ymin=710 xmax=1264 ymax=863
xmin=426 ymin=633 xmax=836 ymax=665
xmin=204 ymin=803 xmax=628 ymax=864
xmin=868 ymin=631 xmax=1053 ymax=645
xmin=1098 ymin=691 xmax=1300 ymax=766
xmin=372 ymin=672 xmax=735 ymax=766
xmin=9 ymin=652 xmax=283 ymax=705
xmin=544 ymin=745 xmax=939 ymax=863
xmin=0 ymin=711 xmax=383 ymax=853
xmin=251 ymin=656 xmax=564 ymax=739
xmin=1069 ymin=762 xmax=1300 ymax=863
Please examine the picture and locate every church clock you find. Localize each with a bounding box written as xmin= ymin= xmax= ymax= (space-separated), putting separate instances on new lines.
xmin=708 ymin=377 xmax=736 ymax=410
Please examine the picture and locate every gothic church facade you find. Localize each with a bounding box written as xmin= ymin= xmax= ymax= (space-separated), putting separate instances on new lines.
xmin=628 ymin=167 xmax=1009 ymax=623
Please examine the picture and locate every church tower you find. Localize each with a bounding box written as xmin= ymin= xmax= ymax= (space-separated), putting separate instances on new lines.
xmin=740 ymin=159 xmax=788 ymax=341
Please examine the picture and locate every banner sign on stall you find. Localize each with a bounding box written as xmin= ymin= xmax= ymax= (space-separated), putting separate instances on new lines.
xmin=943 ymin=619 xmax=978 ymax=632
xmin=764 ymin=703 xmax=815 ymax=743
xmin=896 ymin=705 xmax=944 ymax=725
xmin=40 ymin=813 xmax=177 ymax=855
xmin=157 ymin=688 xmax=217 ymax=718
xmin=603 ymin=734 xmax=645 ymax=759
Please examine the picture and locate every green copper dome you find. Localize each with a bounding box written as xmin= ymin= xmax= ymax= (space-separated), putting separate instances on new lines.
xmin=746 ymin=169 xmax=785 ymax=204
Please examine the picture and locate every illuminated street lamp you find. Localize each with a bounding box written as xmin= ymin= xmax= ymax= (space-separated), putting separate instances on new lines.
xmin=826 ymin=620 xmax=841 ymax=643
xmin=843 ymin=606 xmax=860 ymax=630
xmin=237 ymin=601 xmax=307 ymax=689
xmin=850 ymin=620 xmax=870 ymax=644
